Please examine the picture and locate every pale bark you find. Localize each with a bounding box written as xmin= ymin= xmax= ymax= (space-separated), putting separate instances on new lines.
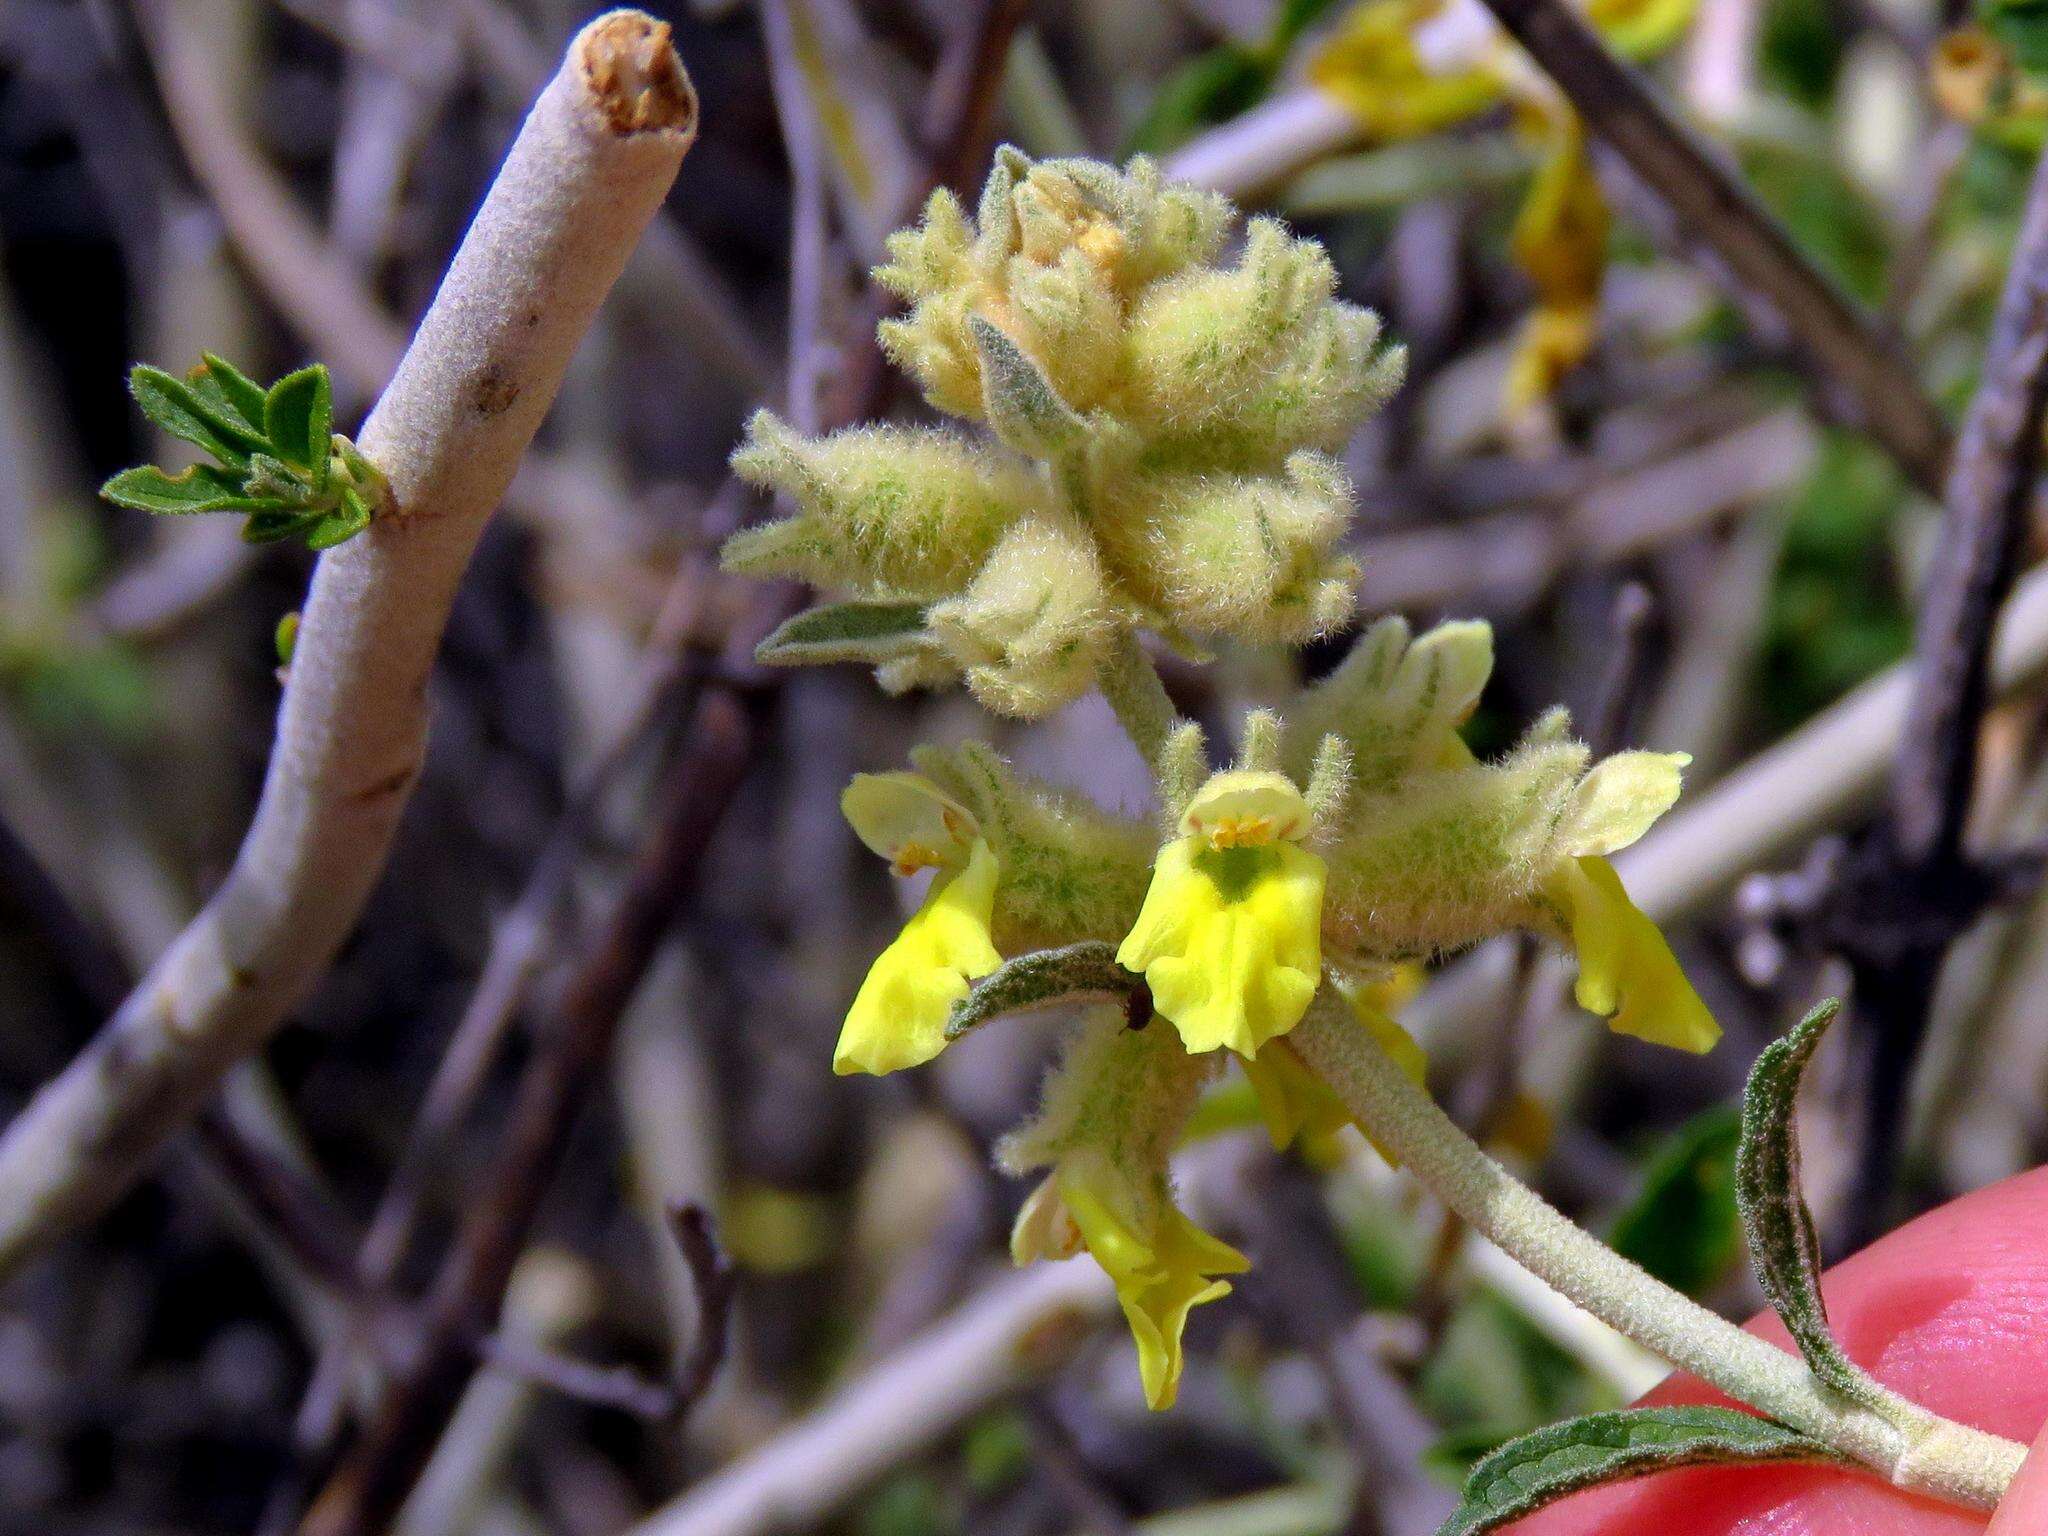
xmin=0 ymin=10 xmax=697 ymax=1281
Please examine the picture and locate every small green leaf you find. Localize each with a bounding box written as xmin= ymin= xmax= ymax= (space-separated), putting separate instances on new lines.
xmin=129 ymin=365 xmax=267 ymax=465
xmin=195 ymin=354 xmax=269 ymax=429
xmin=274 ymin=611 xmax=300 ymax=666
xmin=1736 ymin=1000 xmax=1883 ymax=1406
xmin=264 ymin=364 xmax=333 ymax=475
xmin=946 ymin=942 xmax=1141 ymax=1040
xmin=1439 ymin=1407 xmax=1847 ymax=1536
xmin=969 ymin=318 xmax=1086 ymax=458
xmin=100 ymin=464 xmax=275 ymax=514
xmin=756 ymin=601 xmax=935 ymax=668
xmin=301 ymin=492 xmax=372 ymax=550
xmin=241 ymin=508 xmax=315 ymax=545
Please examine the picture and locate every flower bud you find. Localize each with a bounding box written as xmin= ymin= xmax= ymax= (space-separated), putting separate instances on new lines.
xmin=1098 ymin=453 xmax=1359 ymax=643
xmin=1124 ymin=220 xmax=1405 ymax=466
xmin=724 ymin=411 xmax=1040 ymax=598
xmin=928 ymin=512 xmax=1110 ymax=717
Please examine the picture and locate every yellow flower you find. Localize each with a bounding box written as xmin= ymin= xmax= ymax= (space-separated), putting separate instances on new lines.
xmin=1552 ymin=855 xmax=1719 ymax=1054
xmin=1015 ymin=1164 xmax=1248 ymax=1410
xmin=1505 ymin=114 xmax=1609 ymax=413
xmin=1117 ymin=771 xmax=1325 ymax=1058
xmin=1307 ymin=0 xmax=1508 ymax=141
xmin=834 ymin=772 xmax=1003 ymax=1076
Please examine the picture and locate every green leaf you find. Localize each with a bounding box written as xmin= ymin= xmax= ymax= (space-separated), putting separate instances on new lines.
xmin=1438 ymin=1406 xmax=1847 ymax=1536
xmin=240 ymin=508 xmax=315 ymax=545
xmin=755 ymin=601 xmax=935 ymax=667
xmin=195 ymin=353 xmax=269 ymax=429
xmin=1609 ymin=1106 xmax=1743 ymax=1297
xmin=129 ymin=365 xmax=268 ymax=466
xmin=100 ymin=464 xmax=278 ymax=515
xmin=945 ymin=941 xmax=1140 ymax=1041
xmin=969 ymin=318 xmax=1086 ymax=459
xmin=300 ymin=491 xmax=373 ymax=550
xmin=264 ymin=364 xmax=333 ymax=475
xmin=1985 ymin=0 xmax=2048 ymax=71
xmin=1736 ymin=999 xmax=1883 ymax=1406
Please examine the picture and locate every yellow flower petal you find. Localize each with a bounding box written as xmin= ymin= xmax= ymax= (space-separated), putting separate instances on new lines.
xmin=841 ymin=770 xmax=980 ymax=875
xmin=1118 ymin=837 xmax=1325 ymax=1057
xmin=1060 ymin=1176 xmax=1247 ymax=1410
xmin=1306 ymin=0 xmax=1506 ymax=141
xmin=1586 ymin=0 xmax=1700 ymax=59
xmin=1240 ymin=1040 xmax=1350 ymax=1152
xmin=833 ymin=838 xmax=1002 ymax=1075
xmin=1555 ymin=855 xmax=1720 ymax=1054
xmin=1179 ymin=769 xmax=1311 ymax=848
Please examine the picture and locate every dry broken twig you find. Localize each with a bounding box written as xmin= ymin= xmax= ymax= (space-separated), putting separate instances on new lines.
xmin=0 ymin=9 xmax=698 ymax=1284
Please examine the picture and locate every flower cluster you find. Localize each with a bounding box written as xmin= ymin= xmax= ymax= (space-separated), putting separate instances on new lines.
xmin=726 ymin=157 xmax=1717 ymax=1410
xmin=726 ymin=147 xmax=1404 ymax=716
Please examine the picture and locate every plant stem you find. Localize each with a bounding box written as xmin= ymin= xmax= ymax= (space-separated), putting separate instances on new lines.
xmin=1289 ymin=995 xmax=2029 ymax=1511
xmin=0 ymin=11 xmax=698 ymax=1286
xmin=1097 ymin=629 xmax=1180 ymax=770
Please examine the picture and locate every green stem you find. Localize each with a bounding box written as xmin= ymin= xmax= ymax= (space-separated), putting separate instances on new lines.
xmin=1097 ymin=629 xmax=1179 ymax=769
xmin=1289 ymin=995 xmax=2028 ymax=1511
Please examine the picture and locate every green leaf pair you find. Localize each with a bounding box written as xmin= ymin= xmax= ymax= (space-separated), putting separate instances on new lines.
xmin=101 ymin=355 xmax=387 ymax=551
xmin=1438 ymin=1000 xmax=1892 ymax=1533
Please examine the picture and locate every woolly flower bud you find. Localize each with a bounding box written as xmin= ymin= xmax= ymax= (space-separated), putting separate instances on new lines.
xmin=724 ymin=411 xmax=1041 ymax=599
xmin=877 ymin=149 xmax=1233 ymax=421
xmin=1124 ymin=219 xmax=1405 ymax=467
xmin=928 ymin=513 xmax=1111 ymax=717
xmin=1099 ymin=453 xmax=1360 ymax=644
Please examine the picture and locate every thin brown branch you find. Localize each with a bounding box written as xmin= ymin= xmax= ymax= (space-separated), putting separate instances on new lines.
xmin=664 ymin=1202 xmax=737 ymax=1413
xmin=1829 ymin=149 xmax=2048 ymax=1245
xmin=1473 ymin=0 xmax=1953 ymax=496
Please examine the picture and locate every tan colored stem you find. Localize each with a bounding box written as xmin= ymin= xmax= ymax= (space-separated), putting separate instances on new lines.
xmin=0 ymin=11 xmax=696 ymax=1282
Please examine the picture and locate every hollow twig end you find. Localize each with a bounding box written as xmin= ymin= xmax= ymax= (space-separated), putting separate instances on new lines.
xmin=576 ymin=10 xmax=698 ymax=139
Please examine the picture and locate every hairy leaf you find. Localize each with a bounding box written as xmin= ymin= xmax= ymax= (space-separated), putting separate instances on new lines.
xmin=264 ymin=365 xmax=334 ymax=476
xmin=100 ymin=464 xmax=277 ymax=515
xmin=946 ymin=941 xmax=1142 ymax=1040
xmin=195 ymin=353 xmax=269 ymax=428
xmin=1736 ymin=999 xmax=1883 ymax=1405
xmin=756 ymin=601 xmax=935 ymax=667
xmin=970 ymin=318 xmax=1086 ymax=458
xmin=129 ymin=365 xmax=268 ymax=465
xmin=1439 ymin=1406 xmax=1846 ymax=1536
xmin=300 ymin=491 xmax=374 ymax=550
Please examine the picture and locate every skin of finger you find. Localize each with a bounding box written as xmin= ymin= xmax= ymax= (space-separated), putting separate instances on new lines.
xmin=1984 ymin=1419 xmax=2048 ymax=1536
xmin=1502 ymin=1164 xmax=2048 ymax=1536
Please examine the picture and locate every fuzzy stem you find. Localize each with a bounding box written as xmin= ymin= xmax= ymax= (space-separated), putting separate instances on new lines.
xmin=1289 ymin=995 xmax=2029 ymax=1511
xmin=0 ymin=11 xmax=697 ymax=1283
xmin=1097 ymin=629 xmax=1180 ymax=770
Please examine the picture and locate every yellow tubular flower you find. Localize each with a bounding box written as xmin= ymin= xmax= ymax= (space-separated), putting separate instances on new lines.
xmin=1553 ymin=855 xmax=1720 ymax=1054
xmin=1118 ymin=771 xmax=1325 ymax=1058
xmin=1058 ymin=1174 xmax=1248 ymax=1410
xmin=834 ymin=773 xmax=1003 ymax=1076
xmin=1506 ymin=113 xmax=1609 ymax=413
